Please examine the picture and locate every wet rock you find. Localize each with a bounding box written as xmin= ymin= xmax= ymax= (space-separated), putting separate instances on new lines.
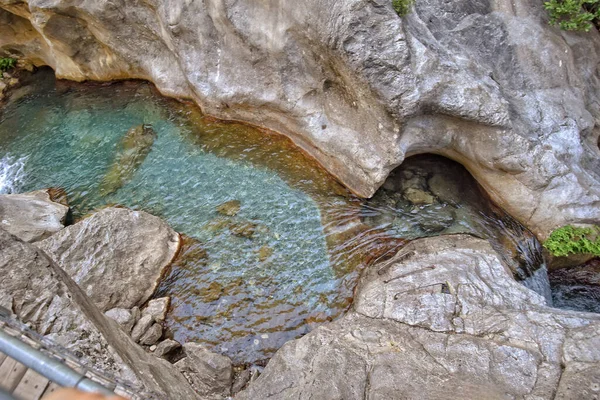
xmin=230 ymin=221 xmax=258 ymax=238
xmin=257 ymin=245 xmax=273 ymax=262
xmin=402 ymin=188 xmax=436 ymax=205
xmin=0 ymin=189 xmax=69 ymax=242
xmin=155 ymin=339 xmax=181 ymax=359
xmin=175 ymin=343 xmax=233 ymax=398
xmin=36 ymin=207 xmax=180 ymax=311
xmin=216 ymin=200 xmax=241 ymax=217
xmin=418 ymin=208 xmax=456 ymax=234
xmin=143 ymin=297 xmax=170 ymax=323
xmin=139 ymin=323 xmax=163 ymax=346
xmin=105 ymin=308 xmax=136 ymax=334
xmin=131 ymin=314 xmax=154 ymax=343
xmin=428 ymin=174 xmax=462 ymax=206
xmin=99 ymin=124 xmax=156 ymax=196
xmin=199 ymin=282 xmax=223 ymax=303
xmin=239 ymin=235 xmax=600 ymax=399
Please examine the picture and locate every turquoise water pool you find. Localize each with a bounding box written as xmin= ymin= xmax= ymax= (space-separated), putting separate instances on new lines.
xmin=0 ymin=69 xmax=551 ymax=363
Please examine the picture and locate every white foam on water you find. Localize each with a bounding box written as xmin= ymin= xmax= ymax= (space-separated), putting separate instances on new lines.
xmin=0 ymin=154 xmax=27 ymax=194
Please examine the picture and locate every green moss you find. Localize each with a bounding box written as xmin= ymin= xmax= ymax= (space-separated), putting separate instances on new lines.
xmin=392 ymin=0 xmax=414 ymax=16
xmin=544 ymin=0 xmax=600 ymax=32
xmin=543 ymin=225 xmax=600 ymax=257
xmin=0 ymin=57 xmax=16 ymax=72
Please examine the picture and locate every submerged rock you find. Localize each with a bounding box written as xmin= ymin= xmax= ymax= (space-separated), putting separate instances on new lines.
xmin=239 ymin=235 xmax=600 ymax=399
xmin=99 ymin=124 xmax=156 ymax=196
xmin=36 ymin=207 xmax=180 ymax=311
xmin=216 ymin=200 xmax=241 ymax=217
xmin=0 ymin=189 xmax=69 ymax=242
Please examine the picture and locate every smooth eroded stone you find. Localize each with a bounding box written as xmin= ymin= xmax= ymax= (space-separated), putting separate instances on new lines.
xmin=154 ymin=339 xmax=181 ymax=359
xmin=36 ymin=207 xmax=180 ymax=311
xmin=0 ymin=190 xmax=69 ymax=242
xmin=131 ymin=314 xmax=154 ymax=343
xmin=142 ymin=297 xmax=170 ymax=323
xmin=139 ymin=323 xmax=163 ymax=346
xmin=175 ymin=343 xmax=233 ymax=398
xmin=105 ymin=308 xmax=136 ymax=334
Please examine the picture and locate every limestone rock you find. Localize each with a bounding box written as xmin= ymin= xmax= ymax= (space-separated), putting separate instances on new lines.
xmin=105 ymin=308 xmax=136 ymax=334
xmin=403 ymin=188 xmax=436 ymax=205
xmin=143 ymin=297 xmax=170 ymax=322
xmin=154 ymin=339 xmax=181 ymax=359
xmin=36 ymin=207 xmax=180 ymax=311
xmin=2 ymin=0 xmax=599 ymax=237
xmin=0 ymin=228 xmax=200 ymax=399
xmin=139 ymin=323 xmax=162 ymax=346
xmin=175 ymin=343 xmax=233 ymax=398
xmin=0 ymin=189 xmax=69 ymax=242
xmin=131 ymin=314 xmax=154 ymax=343
xmin=239 ymin=235 xmax=600 ymax=399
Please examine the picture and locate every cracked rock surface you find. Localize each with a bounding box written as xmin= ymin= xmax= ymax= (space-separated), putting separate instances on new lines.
xmin=1 ymin=0 xmax=598 ymax=237
xmin=238 ymin=235 xmax=600 ymax=399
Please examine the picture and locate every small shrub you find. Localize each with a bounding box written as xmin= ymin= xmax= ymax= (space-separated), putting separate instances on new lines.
xmin=544 ymin=0 xmax=600 ymax=31
xmin=543 ymin=225 xmax=600 ymax=257
xmin=0 ymin=57 xmax=16 ymax=72
xmin=392 ymin=0 xmax=414 ymax=16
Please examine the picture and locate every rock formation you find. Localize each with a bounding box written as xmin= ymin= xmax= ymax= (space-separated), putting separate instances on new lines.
xmin=0 ymin=227 xmax=201 ymax=399
xmin=238 ymin=235 xmax=600 ymax=399
xmin=36 ymin=207 xmax=180 ymax=311
xmin=0 ymin=189 xmax=69 ymax=242
xmin=1 ymin=0 xmax=598 ymax=238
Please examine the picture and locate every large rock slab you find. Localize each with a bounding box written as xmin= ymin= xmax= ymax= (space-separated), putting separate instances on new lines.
xmin=0 ymin=189 xmax=68 ymax=242
xmin=1 ymin=0 xmax=599 ymax=238
xmin=0 ymin=227 xmax=200 ymax=399
xmin=36 ymin=207 xmax=180 ymax=311
xmin=239 ymin=235 xmax=600 ymax=399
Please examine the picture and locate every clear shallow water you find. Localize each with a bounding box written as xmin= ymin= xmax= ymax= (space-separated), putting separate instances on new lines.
xmin=0 ymin=69 xmax=551 ymax=363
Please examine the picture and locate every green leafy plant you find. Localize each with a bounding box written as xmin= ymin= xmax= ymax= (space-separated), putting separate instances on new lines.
xmin=392 ymin=0 xmax=414 ymax=16
xmin=544 ymin=0 xmax=600 ymax=31
xmin=0 ymin=57 xmax=16 ymax=72
xmin=543 ymin=225 xmax=600 ymax=257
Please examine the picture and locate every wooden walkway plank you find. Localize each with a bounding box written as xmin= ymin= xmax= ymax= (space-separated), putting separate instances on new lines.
xmin=12 ymin=369 xmax=49 ymax=400
xmin=41 ymin=382 xmax=60 ymax=398
xmin=0 ymin=357 xmax=28 ymax=392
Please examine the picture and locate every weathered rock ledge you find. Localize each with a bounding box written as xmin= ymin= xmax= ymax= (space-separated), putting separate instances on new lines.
xmin=1 ymin=0 xmax=599 ymax=238
xmin=239 ymin=235 xmax=600 ymax=399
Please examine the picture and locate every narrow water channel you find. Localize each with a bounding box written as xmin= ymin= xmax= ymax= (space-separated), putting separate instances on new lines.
xmin=0 ymin=69 xmax=554 ymax=364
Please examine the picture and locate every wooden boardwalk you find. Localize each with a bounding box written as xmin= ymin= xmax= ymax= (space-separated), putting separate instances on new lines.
xmin=0 ymin=352 xmax=60 ymax=400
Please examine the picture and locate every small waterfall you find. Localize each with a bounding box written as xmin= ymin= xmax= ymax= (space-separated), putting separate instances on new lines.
xmin=523 ymin=264 xmax=553 ymax=305
xmin=0 ymin=154 xmax=27 ymax=194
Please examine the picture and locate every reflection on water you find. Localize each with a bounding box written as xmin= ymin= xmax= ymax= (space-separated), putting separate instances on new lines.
xmin=0 ymin=69 xmax=550 ymax=364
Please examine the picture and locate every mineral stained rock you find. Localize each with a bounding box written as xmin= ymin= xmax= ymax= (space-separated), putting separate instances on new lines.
xmin=1 ymin=0 xmax=598 ymax=238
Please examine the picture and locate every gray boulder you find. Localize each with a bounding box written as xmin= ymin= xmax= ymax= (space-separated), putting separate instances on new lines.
xmin=154 ymin=339 xmax=181 ymax=359
xmin=104 ymin=308 xmax=137 ymax=334
xmin=36 ymin=207 xmax=180 ymax=311
xmin=175 ymin=343 xmax=233 ymax=398
xmin=139 ymin=323 xmax=163 ymax=346
xmin=0 ymin=189 xmax=69 ymax=242
xmin=143 ymin=297 xmax=170 ymax=323
xmin=0 ymin=227 xmax=200 ymax=399
xmin=239 ymin=235 xmax=600 ymax=399
xmin=131 ymin=314 xmax=154 ymax=343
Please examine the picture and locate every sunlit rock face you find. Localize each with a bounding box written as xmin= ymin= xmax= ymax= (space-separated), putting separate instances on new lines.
xmin=1 ymin=0 xmax=599 ymax=238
